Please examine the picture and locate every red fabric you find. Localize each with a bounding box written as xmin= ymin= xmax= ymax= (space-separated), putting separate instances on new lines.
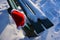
xmin=11 ymin=10 xmax=25 ymax=27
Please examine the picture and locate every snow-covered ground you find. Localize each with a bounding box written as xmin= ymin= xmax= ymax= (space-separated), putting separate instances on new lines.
xmin=0 ymin=0 xmax=60 ymax=40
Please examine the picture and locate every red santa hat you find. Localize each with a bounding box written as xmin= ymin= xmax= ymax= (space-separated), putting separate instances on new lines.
xmin=11 ymin=9 xmax=26 ymax=28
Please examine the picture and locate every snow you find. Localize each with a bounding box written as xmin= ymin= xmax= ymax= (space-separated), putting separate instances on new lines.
xmin=0 ymin=0 xmax=60 ymax=40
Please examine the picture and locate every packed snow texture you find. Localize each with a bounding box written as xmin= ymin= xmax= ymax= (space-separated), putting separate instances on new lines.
xmin=0 ymin=0 xmax=60 ymax=40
